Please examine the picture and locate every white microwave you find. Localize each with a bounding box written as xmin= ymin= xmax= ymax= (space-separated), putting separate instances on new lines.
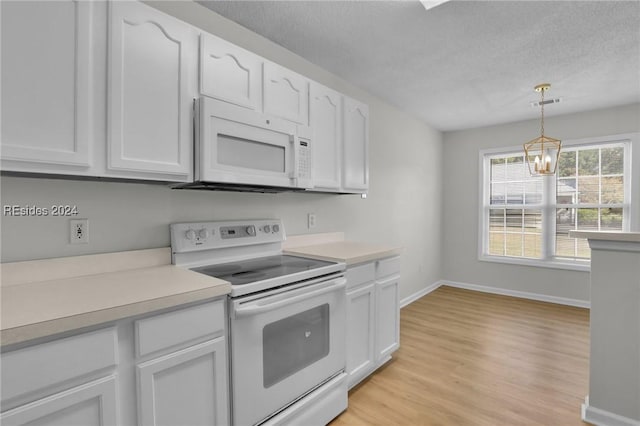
xmin=194 ymin=97 xmax=313 ymax=191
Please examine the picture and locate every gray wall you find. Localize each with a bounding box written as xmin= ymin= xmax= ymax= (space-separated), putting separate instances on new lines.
xmin=442 ymin=103 xmax=640 ymax=303
xmin=0 ymin=1 xmax=443 ymax=302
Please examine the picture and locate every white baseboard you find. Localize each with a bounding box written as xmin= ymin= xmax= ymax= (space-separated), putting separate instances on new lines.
xmin=440 ymin=280 xmax=590 ymax=308
xmin=582 ymin=396 xmax=640 ymax=426
xmin=400 ymin=281 xmax=441 ymax=308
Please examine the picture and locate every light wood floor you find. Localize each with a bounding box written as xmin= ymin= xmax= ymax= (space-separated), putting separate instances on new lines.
xmin=331 ymin=286 xmax=590 ymax=425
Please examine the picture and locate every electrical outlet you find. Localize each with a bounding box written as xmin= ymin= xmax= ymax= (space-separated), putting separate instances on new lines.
xmin=70 ymin=219 xmax=89 ymax=244
xmin=307 ymin=213 xmax=316 ymax=229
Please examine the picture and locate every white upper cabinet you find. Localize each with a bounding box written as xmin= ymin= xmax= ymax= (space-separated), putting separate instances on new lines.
xmin=107 ymin=1 xmax=197 ymax=181
xmin=342 ymin=97 xmax=369 ymax=192
xmin=200 ymin=33 xmax=262 ymax=111
xmin=263 ymin=62 xmax=309 ymax=125
xmin=310 ymin=83 xmax=342 ymax=190
xmin=1 ymin=0 xmax=93 ymax=172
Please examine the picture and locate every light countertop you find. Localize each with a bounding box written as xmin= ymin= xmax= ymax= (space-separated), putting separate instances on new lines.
xmin=1 ymin=248 xmax=230 ymax=346
xmin=284 ymin=238 xmax=402 ymax=265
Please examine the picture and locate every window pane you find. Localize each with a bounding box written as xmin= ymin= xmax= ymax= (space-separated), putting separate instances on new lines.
xmin=524 ymin=180 xmax=542 ymax=204
xmin=505 ymin=181 xmax=524 ymax=204
xmin=523 ymin=209 xmax=542 ymax=233
xmin=557 ymin=178 xmax=576 ymax=204
xmin=577 ymin=208 xmax=599 ymax=231
xmin=556 ymin=235 xmax=576 ymax=258
xmin=556 ymin=208 xmax=576 ymax=234
xmin=576 ymin=238 xmax=590 ymax=259
xmin=505 ymin=209 xmax=522 ymax=231
xmin=524 ymin=234 xmax=542 ymax=258
xmin=600 ymin=208 xmax=623 ymax=231
xmin=489 ymin=232 xmax=505 ymax=256
xmin=505 ymin=156 xmax=525 ymax=180
xmin=558 ymin=150 xmax=576 ymax=177
xmin=578 ymin=176 xmax=599 ymax=203
xmin=578 ymin=149 xmax=599 ymax=176
xmin=601 ymin=176 xmax=624 ymax=204
xmin=490 ymin=183 xmax=505 ymax=205
xmin=490 ymin=209 xmax=505 ymax=230
xmin=491 ymin=158 xmax=505 ymax=181
xmin=601 ymin=147 xmax=623 ymax=175
xmin=505 ymin=233 xmax=523 ymax=257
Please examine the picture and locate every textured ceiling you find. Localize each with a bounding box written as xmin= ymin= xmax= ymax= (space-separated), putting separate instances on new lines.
xmin=198 ymin=1 xmax=640 ymax=132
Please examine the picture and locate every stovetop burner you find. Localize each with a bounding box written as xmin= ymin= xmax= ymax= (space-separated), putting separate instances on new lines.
xmin=191 ymin=255 xmax=335 ymax=286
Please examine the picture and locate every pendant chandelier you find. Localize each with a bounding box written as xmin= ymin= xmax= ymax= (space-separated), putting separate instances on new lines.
xmin=523 ymin=83 xmax=561 ymax=176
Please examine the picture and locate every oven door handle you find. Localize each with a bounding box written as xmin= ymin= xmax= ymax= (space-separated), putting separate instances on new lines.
xmin=233 ymin=278 xmax=346 ymax=318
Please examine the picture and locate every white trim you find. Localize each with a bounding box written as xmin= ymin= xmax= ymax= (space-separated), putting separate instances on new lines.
xmin=479 ymin=254 xmax=590 ymax=272
xmin=582 ymin=396 xmax=640 ymax=426
xmin=399 ymin=281 xmax=442 ymax=308
xmin=441 ymin=280 xmax=590 ymax=308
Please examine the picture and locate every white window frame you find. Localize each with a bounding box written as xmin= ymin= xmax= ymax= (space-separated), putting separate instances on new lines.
xmin=478 ymin=133 xmax=634 ymax=272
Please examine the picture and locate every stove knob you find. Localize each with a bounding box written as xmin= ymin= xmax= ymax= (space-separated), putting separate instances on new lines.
xmin=264 ymin=225 xmax=271 ymax=233
xmin=185 ymin=229 xmax=196 ymax=240
xmin=273 ymin=224 xmax=280 ymax=233
xmin=198 ymin=229 xmax=209 ymax=239
xmin=246 ymin=226 xmax=256 ymax=236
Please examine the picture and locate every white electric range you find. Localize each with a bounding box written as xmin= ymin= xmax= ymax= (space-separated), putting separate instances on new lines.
xmin=170 ymin=219 xmax=348 ymax=426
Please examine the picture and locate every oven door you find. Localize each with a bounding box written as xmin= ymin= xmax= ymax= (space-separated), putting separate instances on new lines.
xmin=229 ymin=276 xmax=346 ymax=426
xmin=198 ymin=97 xmax=312 ymax=189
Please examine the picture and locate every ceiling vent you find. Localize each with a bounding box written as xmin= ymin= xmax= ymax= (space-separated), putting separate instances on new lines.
xmin=530 ymin=98 xmax=562 ymax=108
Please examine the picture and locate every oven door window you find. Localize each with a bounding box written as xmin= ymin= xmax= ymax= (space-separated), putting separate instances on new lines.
xmin=262 ymin=304 xmax=330 ymax=388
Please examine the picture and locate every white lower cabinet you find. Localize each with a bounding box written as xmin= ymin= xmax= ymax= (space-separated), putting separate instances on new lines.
xmin=1 ymin=298 xmax=229 ymax=426
xmin=345 ymin=257 xmax=400 ymax=389
xmin=375 ymin=275 xmax=400 ymax=362
xmin=0 ymin=376 xmax=118 ymax=426
xmin=137 ymin=338 xmax=229 ymax=426
xmin=345 ymin=282 xmax=376 ymax=387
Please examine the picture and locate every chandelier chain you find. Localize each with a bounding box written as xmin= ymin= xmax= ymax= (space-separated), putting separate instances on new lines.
xmin=540 ymin=87 xmax=545 ymax=136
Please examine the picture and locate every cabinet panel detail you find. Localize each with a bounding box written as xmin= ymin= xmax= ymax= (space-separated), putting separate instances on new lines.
xmin=1 ymin=327 xmax=117 ymax=405
xmin=200 ymin=33 xmax=262 ymax=110
xmin=342 ymin=97 xmax=369 ymax=192
xmin=263 ymin=62 xmax=309 ymax=125
xmin=136 ymin=300 xmax=224 ymax=358
xmin=0 ymin=375 xmax=118 ymax=426
xmin=0 ymin=0 xmax=91 ymax=167
xmin=376 ymin=275 xmax=400 ymax=361
xmin=137 ymin=338 xmax=229 ymax=426
xmin=310 ymin=83 xmax=342 ymax=190
xmin=108 ymin=1 xmax=196 ymax=177
xmin=346 ymin=282 xmax=376 ymax=389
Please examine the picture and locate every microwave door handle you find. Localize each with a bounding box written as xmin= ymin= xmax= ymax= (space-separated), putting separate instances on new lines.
xmin=233 ymin=278 xmax=346 ymax=318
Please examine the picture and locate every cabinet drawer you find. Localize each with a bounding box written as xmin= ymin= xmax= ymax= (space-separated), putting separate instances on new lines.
xmin=135 ymin=299 xmax=225 ymax=357
xmin=376 ymin=256 xmax=400 ymax=279
xmin=1 ymin=327 xmax=117 ymax=405
xmin=346 ymin=263 xmax=375 ymax=290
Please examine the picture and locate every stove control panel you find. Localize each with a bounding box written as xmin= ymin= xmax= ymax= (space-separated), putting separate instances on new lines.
xmin=170 ymin=219 xmax=285 ymax=253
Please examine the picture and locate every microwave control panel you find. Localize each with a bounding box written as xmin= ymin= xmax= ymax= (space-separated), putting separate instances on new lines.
xmin=297 ymin=138 xmax=312 ymax=186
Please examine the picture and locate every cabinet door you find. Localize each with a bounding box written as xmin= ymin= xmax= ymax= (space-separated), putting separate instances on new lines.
xmin=346 ymin=282 xmax=376 ymax=389
xmin=1 ymin=0 xmax=92 ymax=169
xmin=376 ymin=275 xmax=400 ymax=362
xmin=342 ymin=97 xmax=369 ymax=192
xmin=137 ymin=338 xmax=229 ymax=426
xmin=263 ymin=62 xmax=309 ymax=125
xmin=108 ymin=1 xmax=196 ymax=180
xmin=0 ymin=376 xmax=118 ymax=426
xmin=200 ymin=33 xmax=262 ymax=111
xmin=310 ymin=83 xmax=342 ymax=190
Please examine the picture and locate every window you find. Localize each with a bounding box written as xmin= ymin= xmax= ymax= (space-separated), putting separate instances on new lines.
xmin=480 ymin=136 xmax=631 ymax=270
